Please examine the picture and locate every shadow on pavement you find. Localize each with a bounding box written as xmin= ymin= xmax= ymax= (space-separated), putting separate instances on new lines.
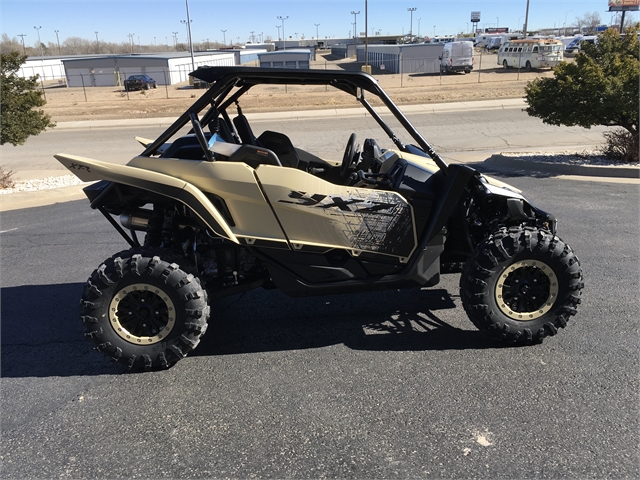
xmin=1 ymin=283 xmax=123 ymax=378
xmin=195 ymin=287 xmax=501 ymax=358
xmin=1 ymin=283 xmax=502 ymax=378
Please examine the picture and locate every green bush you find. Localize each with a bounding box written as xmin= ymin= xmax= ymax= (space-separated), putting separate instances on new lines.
xmin=1 ymin=51 xmax=56 ymax=146
xmin=525 ymin=25 xmax=639 ymax=163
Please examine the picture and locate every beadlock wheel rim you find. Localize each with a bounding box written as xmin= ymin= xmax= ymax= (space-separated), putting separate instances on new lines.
xmin=109 ymin=283 xmax=176 ymax=345
xmin=495 ymin=260 xmax=558 ymax=321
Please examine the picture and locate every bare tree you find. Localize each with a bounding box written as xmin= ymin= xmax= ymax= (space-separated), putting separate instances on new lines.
xmin=576 ymin=12 xmax=602 ymax=34
xmin=63 ymin=36 xmax=92 ymax=55
xmin=0 ymin=34 xmax=25 ymax=55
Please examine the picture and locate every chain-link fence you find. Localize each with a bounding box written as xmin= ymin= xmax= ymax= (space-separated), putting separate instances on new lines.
xmin=38 ymin=52 xmax=556 ymax=105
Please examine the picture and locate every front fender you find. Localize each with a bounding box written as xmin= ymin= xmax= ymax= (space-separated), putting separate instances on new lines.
xmin=54 ymin=153 xmax=239 ymax=244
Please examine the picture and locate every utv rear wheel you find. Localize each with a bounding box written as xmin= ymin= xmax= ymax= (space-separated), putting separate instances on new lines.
xmin=81 ymin=250 xmax=209 ymax=370
xmin=460 ymin=227 xmax=583 ymax=344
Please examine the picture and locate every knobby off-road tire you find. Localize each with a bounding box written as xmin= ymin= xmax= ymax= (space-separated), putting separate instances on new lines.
xmin=81 ymin=250 xmax=210 ymax=370
xmin=460 ymin=227 xmax=583 ymax=344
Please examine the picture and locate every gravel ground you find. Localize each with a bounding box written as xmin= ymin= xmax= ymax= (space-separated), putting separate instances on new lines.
xmin=0 ymin=175 xmax=88 ymax=194
xmin=501 ymin=150 xmax=638 ymax=167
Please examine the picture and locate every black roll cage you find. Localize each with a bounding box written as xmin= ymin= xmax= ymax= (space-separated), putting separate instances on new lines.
xmin=141 ymin=66 xmax=449 ymax=173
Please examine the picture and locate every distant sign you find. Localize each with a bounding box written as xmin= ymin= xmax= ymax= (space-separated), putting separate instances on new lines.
xmin=609 ymin=0 xmax=640 ymax=10
xmin=485 ymin=27 xmax=509 ymax=33
xmin=471 ymin=11 xmax=481 ymax=22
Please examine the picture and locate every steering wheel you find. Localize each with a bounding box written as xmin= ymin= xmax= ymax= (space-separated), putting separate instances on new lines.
xmin=340 ymin=133 xmax=359 ymax=178
xmin=189 ymin=112 xmax=214 ymax=162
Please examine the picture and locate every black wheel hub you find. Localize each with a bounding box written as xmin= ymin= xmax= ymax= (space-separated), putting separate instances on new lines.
xmin=495 ymin=260 xmax=558 ymax=320
xmin=109 ymin=283 xmax=176 ymax=344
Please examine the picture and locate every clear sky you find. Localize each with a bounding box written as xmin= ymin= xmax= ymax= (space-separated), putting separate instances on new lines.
xmin=2 ymin=0 xmax=636 ymax=47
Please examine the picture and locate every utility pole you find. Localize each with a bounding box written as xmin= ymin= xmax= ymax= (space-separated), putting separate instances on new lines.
xmin=183 ymin=0 xmax=195 ymax=71
xmin=523 ymin=0 xmax=530 ymax=38
xmin=172 ymin=32 xmax=178 ymax=50
xmin=18 ymin=34 xmax=27 ymax=55
xmin=364 ymin=0 xmax=369 ymax=70
xmin=54 ymin=30 xmax=61 ymax=55
xmin=95 ymin=31 xmax=99 ymax=53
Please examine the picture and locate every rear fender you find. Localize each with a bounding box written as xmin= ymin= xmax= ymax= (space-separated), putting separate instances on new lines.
xmin=54 ymin=153 xmax=238 ymax=244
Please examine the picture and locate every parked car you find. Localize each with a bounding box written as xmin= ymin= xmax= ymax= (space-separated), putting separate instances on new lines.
xmin=54 ymin=66 xmax=583 ymax=371
xmin=124 ymin=74 xmax=157 ymax=91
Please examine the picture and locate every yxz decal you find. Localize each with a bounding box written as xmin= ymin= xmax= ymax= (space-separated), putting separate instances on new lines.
xmin=279 ymin=190 xmax=415 ymax=257
xmin=69 ymin=163 xmax=92 ymax=173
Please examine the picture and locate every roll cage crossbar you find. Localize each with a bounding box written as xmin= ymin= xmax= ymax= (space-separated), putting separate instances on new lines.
xmin=141 ymin=66 xmax=448 ymax=173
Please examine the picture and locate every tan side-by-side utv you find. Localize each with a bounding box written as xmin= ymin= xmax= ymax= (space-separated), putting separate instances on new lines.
xmin=56 ymin=67 xmax=583 ymax=371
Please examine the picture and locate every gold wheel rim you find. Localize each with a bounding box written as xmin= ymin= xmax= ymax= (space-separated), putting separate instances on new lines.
xmin=495 ymin=259 xmax=558 ymax=321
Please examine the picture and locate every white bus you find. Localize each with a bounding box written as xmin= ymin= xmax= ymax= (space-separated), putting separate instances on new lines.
xmin=497 ymin=39 xmax=563 ymax=70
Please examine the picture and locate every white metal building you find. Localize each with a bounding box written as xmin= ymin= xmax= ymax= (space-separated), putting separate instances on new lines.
xmin=19 ymin=57 xmax=66 ymax=81
xmin=61 ymin=52 xmax=237 ymax=87
xmin=257 ymin=49 xmax=314 ymax=69
xmin=357 ymin=43 xmax=445 ymax=74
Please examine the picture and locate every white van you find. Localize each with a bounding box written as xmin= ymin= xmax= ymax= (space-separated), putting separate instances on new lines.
xmin=498 ymin=39 xmax=563 ymax=70
xmin=439 ymin=41 xmax=474 ymax=74
xmin=564 ymin=35 xmax=598 ymax=53
xmin=486 ymin=36 xmax=507 ymax=50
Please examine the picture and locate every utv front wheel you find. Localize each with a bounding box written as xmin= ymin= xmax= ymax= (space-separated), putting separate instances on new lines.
xmin=460 ymin=227 xmax=583 ymax=344
xmin=81 ymin=251 xmax=209 ymax=370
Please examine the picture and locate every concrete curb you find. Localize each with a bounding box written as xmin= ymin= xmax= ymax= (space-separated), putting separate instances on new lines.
xmin=484 ymin=154 xmax=640 ymax=179
xmin=52 ymin=98 xmax=528 ymax=130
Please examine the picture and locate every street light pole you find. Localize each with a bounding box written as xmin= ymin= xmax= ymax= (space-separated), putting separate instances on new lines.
xmin=277 ymin=16 xmax=288 ymax=50
xmin=221 ymin=29 xmax=227 ymax=45
xmin=128 ymin=33 xmax=135 ymax=53
xmin=315 ymin=23 xmax=320 ymax=41
xmin=33 ymin=26 xmax=43 ymax=56
xmin=407 ymin=7 xmax=417 ymax=40
xmin=417 ymin=18 xmax=421 ymax=37
xmin=95 ymin=31 xmax=99 ymax=53
xmin=172 ymin=32 xmax=178 ymax=50
xmin=275 ymin=25 xmax=281 ymax=41
xmin=351 ymin=10 xmax=360 ymax=43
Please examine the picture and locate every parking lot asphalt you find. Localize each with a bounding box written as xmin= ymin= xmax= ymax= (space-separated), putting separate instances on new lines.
xmin=0 ymin=98 xmax=637 ymax=213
